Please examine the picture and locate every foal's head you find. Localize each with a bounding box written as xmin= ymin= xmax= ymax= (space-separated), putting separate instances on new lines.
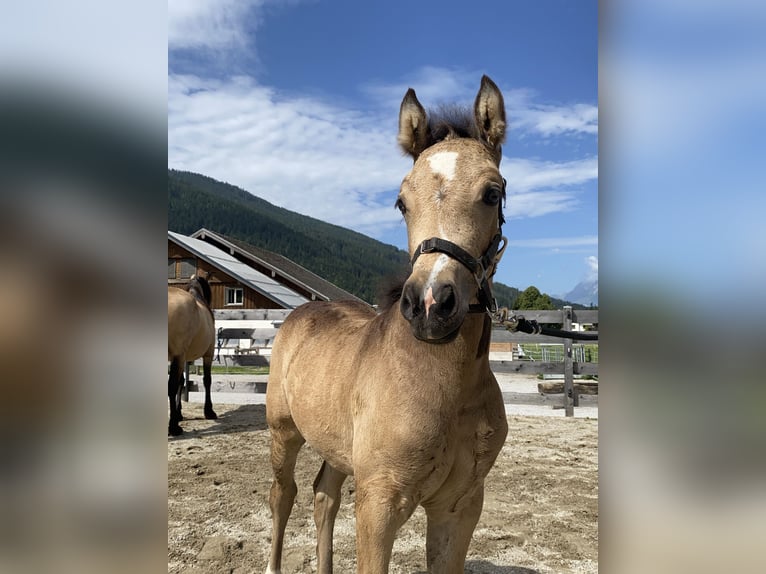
xmin=396 ymin=75 xmax=507 ymax=343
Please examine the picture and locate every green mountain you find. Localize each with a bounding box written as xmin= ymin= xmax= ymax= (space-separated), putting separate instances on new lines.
xmin=168 ymin=169 xmax=584 ymax=308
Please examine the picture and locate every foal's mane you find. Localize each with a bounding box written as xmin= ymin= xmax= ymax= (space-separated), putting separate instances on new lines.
xmin=426 ymin=104 xmax=480 ymax=145
xmin=376 ymin=271 xmax=409 ymax=312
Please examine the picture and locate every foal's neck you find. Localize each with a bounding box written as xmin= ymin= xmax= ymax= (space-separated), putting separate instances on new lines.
xmin=388 ymin=308 xmax=492 ymax=384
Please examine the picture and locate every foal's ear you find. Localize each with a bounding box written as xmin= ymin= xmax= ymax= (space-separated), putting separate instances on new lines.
xmin=398 ymin=88 xmax=429 ymax=160
xmin=474 ymin=75 xmax=506 ymax=153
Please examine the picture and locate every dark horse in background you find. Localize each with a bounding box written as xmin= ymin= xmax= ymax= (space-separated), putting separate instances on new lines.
xmin=168 ymin=274 xmax=217 ymax=436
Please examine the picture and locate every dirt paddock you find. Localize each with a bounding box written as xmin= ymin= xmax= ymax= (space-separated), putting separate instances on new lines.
xmin=168 ymin=400 xmax=598 ymax=573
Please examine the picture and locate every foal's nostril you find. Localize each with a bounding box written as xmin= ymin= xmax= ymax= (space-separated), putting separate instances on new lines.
xmin=400 ymin=283 xmax=419 ymax=321
xmin=436 ymin=285 xmax=457 ymax=316
xmin=434 ymin=283 xmax=457 ymax=317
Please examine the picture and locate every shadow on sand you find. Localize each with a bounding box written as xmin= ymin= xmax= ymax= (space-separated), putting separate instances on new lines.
xmin=168 ymin=403 xmax=268 ymax=440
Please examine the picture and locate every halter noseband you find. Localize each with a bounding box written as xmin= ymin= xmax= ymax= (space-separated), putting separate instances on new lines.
xmin=410 ymin=231 xmax=507 ymax=314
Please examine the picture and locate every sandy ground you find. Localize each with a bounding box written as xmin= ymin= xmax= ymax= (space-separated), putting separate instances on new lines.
xmin=168 ymin=374 xmax=598 ymax=573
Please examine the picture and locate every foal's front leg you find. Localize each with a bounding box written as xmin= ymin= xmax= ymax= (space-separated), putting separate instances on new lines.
xmin=424 ymin=485 xmax=485 ymax=573
xmin=354 ymin=479 xmax=416 ymax=573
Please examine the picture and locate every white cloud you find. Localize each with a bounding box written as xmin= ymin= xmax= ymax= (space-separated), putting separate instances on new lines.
xmin=506 ymin=236 xmax=599 ymax=249
xmin=169 ymin=71 xmax=598 ymax=238
xmin=362 ymin=66 xmax=478 ymax=111
xmin=504 ymin=89 xmax=598 ymax=137
xmin=500 ymin=157 xmax=597 ymax=219
xmin=168 ymin=0 xmax=269 ymax=51
xmin=505 ymin=191 xmax=580 ymax=219
xmin=169 ymin=74 xmax=410 ymax=237
xmin=503 ymin=157 xmax=598 ymax=193
xmin=364 ymin=69 xmax=598 ymax=139
xmin=585 ymin=255 xmax=599 ymax=281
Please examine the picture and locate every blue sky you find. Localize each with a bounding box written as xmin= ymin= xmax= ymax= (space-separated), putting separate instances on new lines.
xmin=168 ymin=0 xmax=598 ymax=299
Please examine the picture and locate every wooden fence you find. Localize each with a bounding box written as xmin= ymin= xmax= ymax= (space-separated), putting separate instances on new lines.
xmin=210 ymin=306 xmax=598 ymax=417
xmin=487 ymin=306 xmax=598 ymax=416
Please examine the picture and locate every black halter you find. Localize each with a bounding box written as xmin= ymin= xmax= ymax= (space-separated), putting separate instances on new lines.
xmin=410 ymin=231 xmax=506 ymax=314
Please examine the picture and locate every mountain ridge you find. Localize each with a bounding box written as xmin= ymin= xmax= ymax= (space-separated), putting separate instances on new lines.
xmin=168 ymin=169 xmax=587 ymax=309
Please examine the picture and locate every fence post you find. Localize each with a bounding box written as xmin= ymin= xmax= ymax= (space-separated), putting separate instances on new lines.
xmin=563 ymin=306 xmax=574 ymax=416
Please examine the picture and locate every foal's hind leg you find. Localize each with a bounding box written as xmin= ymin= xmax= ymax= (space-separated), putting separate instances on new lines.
xmin=313 ymin=461 xmax=347 ymax=574
xmin=266 ymin=422 xmax=305 ymax=574
xmin=202 ymin=353 xmax=217 ymax=420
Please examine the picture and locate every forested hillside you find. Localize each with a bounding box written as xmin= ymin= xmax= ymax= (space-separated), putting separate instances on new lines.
xmin=168 ymin=169 xmax=582 ymax=308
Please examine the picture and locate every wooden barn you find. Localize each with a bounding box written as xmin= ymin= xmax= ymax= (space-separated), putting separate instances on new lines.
xmin=190 ymin=228 xmax=365 ymax=305
xmin=169 ymin=230 xmax=361 ymax=311
xmin=169 ymin=231 xmax=309 ymax=310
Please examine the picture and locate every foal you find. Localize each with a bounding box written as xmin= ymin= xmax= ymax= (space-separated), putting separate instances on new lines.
xmin=266 ymin=75 xmax=509 ymax=573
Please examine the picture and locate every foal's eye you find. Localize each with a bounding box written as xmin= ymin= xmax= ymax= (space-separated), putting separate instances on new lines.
xmin=395 ymin=198 xmax=407 ymax=215
xmin=482 ymin=185 xmax=502 ymax=206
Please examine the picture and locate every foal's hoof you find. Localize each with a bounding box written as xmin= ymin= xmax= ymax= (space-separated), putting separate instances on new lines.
xmin=204 ymin=408 xmax=218 ymax=420
xmin=168 ymin=424 xmax=183 ymax=436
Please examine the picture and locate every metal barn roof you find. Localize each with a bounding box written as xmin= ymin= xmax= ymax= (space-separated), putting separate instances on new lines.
xmin=169 ymin=231 xmax=309 ymax=309
xmin=191 ymin=228 xmax=365 ymax=304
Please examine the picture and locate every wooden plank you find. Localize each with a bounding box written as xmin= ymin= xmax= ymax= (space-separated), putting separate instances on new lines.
xmin=501 ymin=392 xmax=598 ymax=407
xmin=574 ymin=363 xmax=599 ymax=375
xmin=538 ymin=382 xmax=599 ymax=395
xmin=490 ymin=330 xmax=599 ymax=344
xmin=214 ymin=309 xmax=292 ymax=321
xmin=496 ymin=309 xmax=598 ymax=324
xmin=490 ymin=360 xmax=598 ymax=375
xmin=217 ymin=328 xmax=279 ymax=340
xmin=217 ymin=328 xmax=255 ymax=339
xmin=491 ymin=361 xmax=567 ymax=374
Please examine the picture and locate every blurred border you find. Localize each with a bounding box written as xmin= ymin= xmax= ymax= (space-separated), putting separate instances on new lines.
xmin=601 ymin=1 xmax=766 ymax=572
xmin=1 ymin=2 xmax=167 ymax=572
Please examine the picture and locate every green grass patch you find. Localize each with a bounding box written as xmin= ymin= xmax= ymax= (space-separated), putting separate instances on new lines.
xmin=518 ymin=343 xmax=598 ymax=363
xmin=210 ymin=365 xmax=269 ymax=375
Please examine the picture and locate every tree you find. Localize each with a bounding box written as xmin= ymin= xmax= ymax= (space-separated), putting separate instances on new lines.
xmin=514 ymin=286 xmax=556 ymax=310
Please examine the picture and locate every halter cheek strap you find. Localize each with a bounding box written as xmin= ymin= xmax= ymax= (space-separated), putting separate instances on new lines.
xmin=410 ymin=231 xmax=507 ymax=314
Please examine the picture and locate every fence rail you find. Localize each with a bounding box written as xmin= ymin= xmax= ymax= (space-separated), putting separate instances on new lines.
xmin=207 ymin=305 xmax=598 ymax=416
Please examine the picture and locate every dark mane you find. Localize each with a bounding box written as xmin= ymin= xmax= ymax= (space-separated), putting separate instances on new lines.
xmin=376 ymin=270 xmax=409 ymax=313
xmin=186 ymin=275 xmax=212 ymax=309
xmin=422 ymin=103 xmax=503 ymax=164
xmin=426 ymin=104 xmax=479 ymax=144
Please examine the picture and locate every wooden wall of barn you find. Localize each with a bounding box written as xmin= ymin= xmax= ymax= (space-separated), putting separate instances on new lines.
xmin=168 ymin=240 xmax=287 ymax=310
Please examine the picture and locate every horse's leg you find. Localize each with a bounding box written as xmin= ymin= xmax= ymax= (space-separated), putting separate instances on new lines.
xmin=175 ymin=370 xmax=184 ymax=420
xmin=354 ymin=479 xmax=416 ymax=573
xmin=202 ymin=354 xmax=217 ymax=419
xmin=312 ymin=461 xmax=347 ymax=574
xmin=423 ymin=485 xmax=485 ymax=573
xmin=266 ymin=423 xmax=305 ymax=574
xmin=168 ymin=357 xmax=184 ymax=436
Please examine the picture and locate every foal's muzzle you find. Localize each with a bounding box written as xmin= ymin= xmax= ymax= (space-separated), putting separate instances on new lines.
xmin=400 ymin=277 xmax=466 ymax=343
xmin=399 ymin=232 xmax=507 ymax=343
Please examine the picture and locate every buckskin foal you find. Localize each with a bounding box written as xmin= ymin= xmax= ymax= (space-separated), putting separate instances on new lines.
xmin=266 ymin=75 xmax=510 ymax=573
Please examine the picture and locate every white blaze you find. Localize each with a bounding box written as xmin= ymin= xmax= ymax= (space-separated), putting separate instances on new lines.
xmin=427 ymin=151 xmax=458 ymax=181
xmin=423 ymin=253 xmax=450 ymax=303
